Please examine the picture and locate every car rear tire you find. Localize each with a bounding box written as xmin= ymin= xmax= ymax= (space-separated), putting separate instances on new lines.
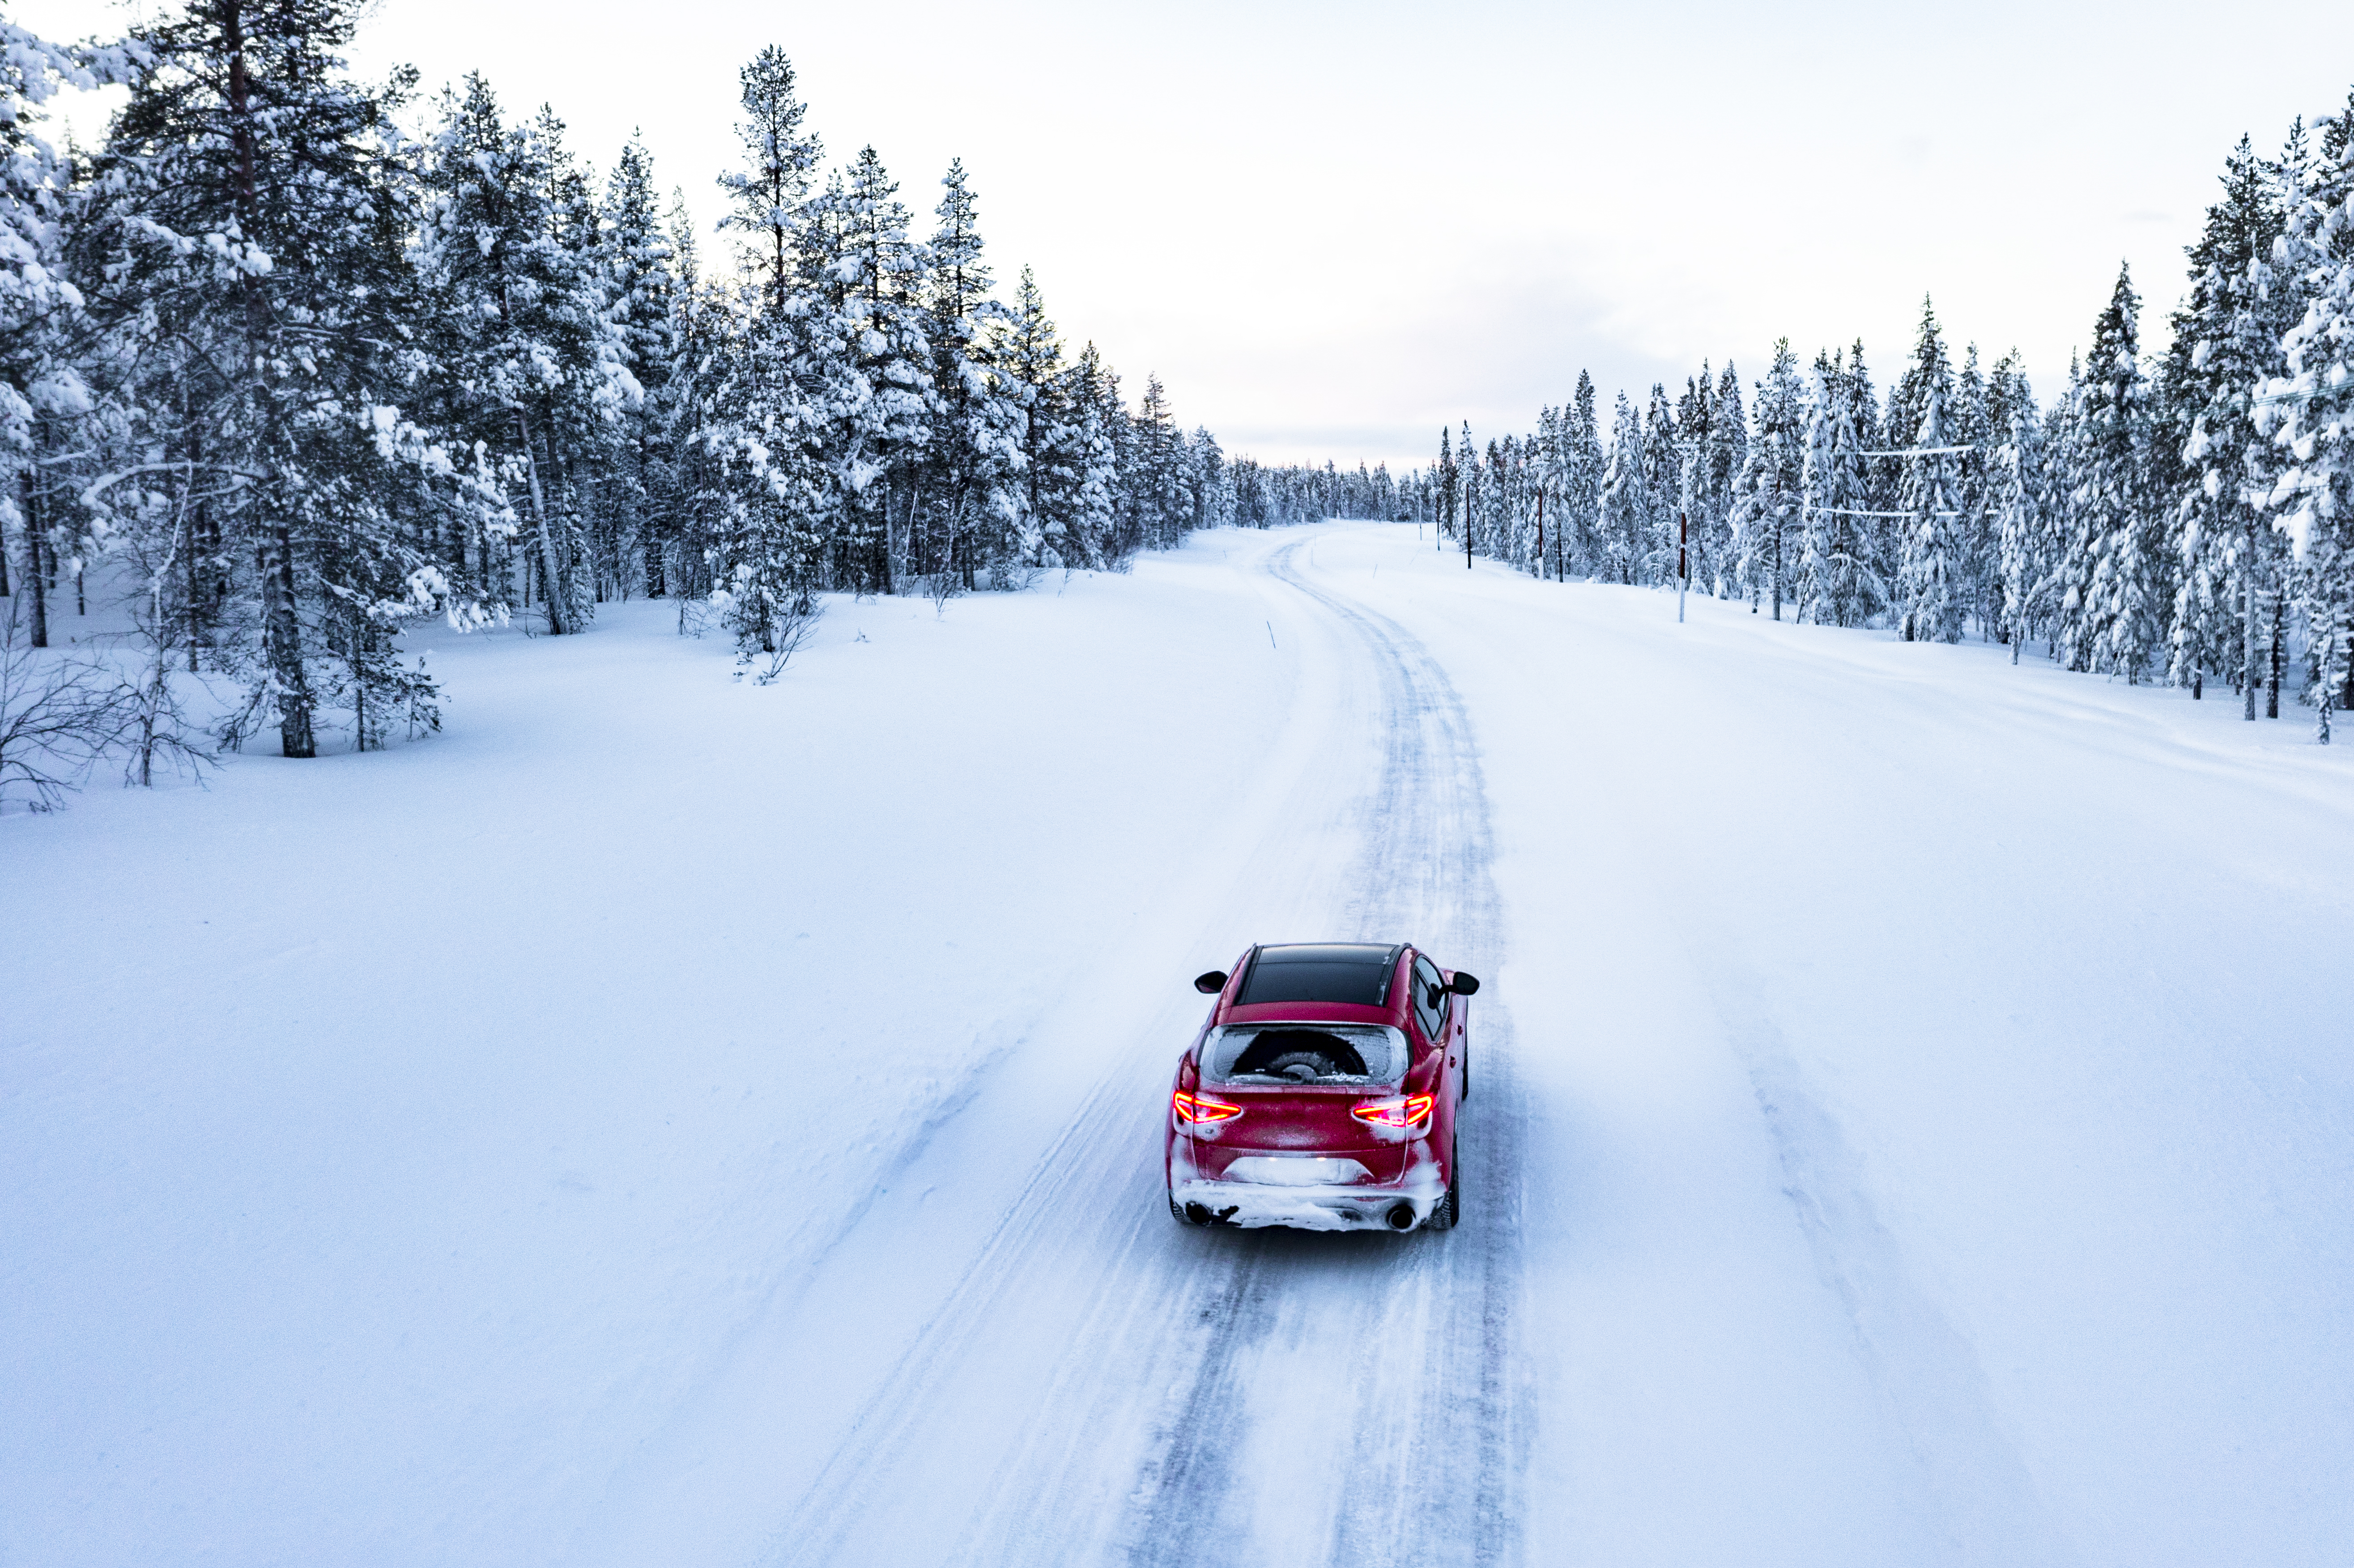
xmin=1425 ymin=1140 xmax=1460 ymax=1232
xmin=1168 ymin=1189 xmax=1184 ymax=1223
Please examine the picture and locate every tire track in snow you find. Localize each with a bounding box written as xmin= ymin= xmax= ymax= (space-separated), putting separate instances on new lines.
xmin=1122 ymin=538 xmax=1531 ymax=1568
xmin=766 ymin=530 xmax=1529 ymax=1567
xmin=1731 ymin=1012 xmax=2083 ymax=1568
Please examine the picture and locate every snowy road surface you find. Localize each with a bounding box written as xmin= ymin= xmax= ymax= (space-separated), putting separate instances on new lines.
xmin=9 ymin=525 xmax=2352 ymax=1566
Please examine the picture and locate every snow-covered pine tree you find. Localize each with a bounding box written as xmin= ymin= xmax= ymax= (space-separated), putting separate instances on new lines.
xmin=1064 ymin=341 xmax=1120 ymax=565
xmin=417 ymin=76 xmax=635 ymax=639
xmin=1133 ymin=373 xmax=1189 ymax=548
xmin=919 ymin=159 xmax=1022 ymax=587
xmin=2257 ymin=100 xmax=2354 ymax=734
xmin=1001 ymin=264 xmax=1076 ymax=565
xmin=1435 ymin=425 xmax=1456 ymax=544
xmin=1703 ymin=361 xmax=1747 ymax=597
xmin=0 ymin=20 xmax=128 ymax=653
xmin=1639 ymin=383 xmax=1679 ymax=582
xmin=590 ymin=132 xmax=674 ymax=601
xmin=1730 ymin=340 xmax=1803 ymax=617
xmin=2164 ymin=134 xmax=2291 ymax=704
xmin=1599 ymin=392 xmax=1642 ymax=584
xmin=830 ymin=145 xmax=934 ymax=594
xmin=79 ymin=0 xmax=502 ymax=756
xmin=2067 ymin=265 xmax=2164 ymax=679
xmin=1951 ymin=345 xmax=1995 ymax=633
xmin=1988 ymin=353 xmax=2054 ymax=660
xmin=1563 ymin=372 xmax=1603 ymax=577
xmin=1797 ymin=346 xmax=1882 ymax=627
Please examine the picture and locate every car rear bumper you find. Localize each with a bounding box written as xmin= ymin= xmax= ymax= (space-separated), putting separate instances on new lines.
xmin=1170 ymin=1160 xmax=1446 ymax=1232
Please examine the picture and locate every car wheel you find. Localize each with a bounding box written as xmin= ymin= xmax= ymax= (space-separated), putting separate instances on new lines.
xmin=1425 ymin=1140 xmax=1460 ymax=1232
xmin=1168 ymin=1189 xmax=1186 ymax=1224
xmin=1461 ymin=1045 xmax=1471 ymax=1103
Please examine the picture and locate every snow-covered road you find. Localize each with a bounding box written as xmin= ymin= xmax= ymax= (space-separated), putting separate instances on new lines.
xmin=9 ymin=525 xmax=2351 ymax=1567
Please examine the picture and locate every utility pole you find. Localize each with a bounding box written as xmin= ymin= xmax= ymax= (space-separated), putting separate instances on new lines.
xmin=1464 ymin=469 xmax=1473 ymax=570
xmin=1536 ymin=490 xmax=1545 ymax=580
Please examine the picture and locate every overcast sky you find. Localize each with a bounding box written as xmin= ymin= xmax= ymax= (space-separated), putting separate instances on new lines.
xmin=22 ymin=1 xmax=2354 ymax=470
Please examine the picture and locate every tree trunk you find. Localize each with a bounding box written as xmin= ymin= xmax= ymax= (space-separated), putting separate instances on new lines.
xmin=2266 ymin=590 xmax=2284 ymax=719
xmin=2243 ymin=535 xmax=2260 ymax=721
xmin=517 ymin=406 xmax=569 ymax=635
xmin=261 ymin=520 xmax=315 ymax=757
xmin=23 ymin=470 xmax=46 ymax=649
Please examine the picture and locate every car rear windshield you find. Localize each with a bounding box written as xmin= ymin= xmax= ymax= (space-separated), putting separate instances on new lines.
xmin=1202 ymin=1024 xmax=1408 ymax=1088
xmin=1235 ymin=943 xmax=1397 ymax=1007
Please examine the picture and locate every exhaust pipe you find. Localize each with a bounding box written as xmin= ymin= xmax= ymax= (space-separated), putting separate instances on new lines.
xmin=1385 ymin=1202 xmax=1417 ymax=1232
xmin=1184 ymin=1202 xmax=1215 ymax=1226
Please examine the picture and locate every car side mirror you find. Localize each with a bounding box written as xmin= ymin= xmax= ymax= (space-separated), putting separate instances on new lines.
xmin=1193 ymin=970 xmax=1229 ymax=995
xmin=1449 ymin=973 xmax=1481 ymax=996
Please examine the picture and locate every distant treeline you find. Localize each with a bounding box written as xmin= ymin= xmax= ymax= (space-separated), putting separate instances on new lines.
xmin=1439 ymin=93 xmax=2354 ymax=733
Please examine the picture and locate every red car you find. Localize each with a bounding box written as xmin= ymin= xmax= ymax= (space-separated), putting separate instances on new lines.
xmin=1165 ymin=942 xmax=1479 ymax=1233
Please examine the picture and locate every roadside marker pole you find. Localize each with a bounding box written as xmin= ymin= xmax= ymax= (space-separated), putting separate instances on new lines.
xmin=1678 ymin=509 xmax=1689 ymax=623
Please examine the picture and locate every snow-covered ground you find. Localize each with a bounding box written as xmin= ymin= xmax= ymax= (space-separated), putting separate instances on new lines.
xmin=7 ymin=524 xmax=2350 ymax=1567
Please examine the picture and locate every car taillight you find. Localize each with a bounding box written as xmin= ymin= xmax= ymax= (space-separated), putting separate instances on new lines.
xmin=1351 ymin=1094 xmax=1434 ymax=1129
xmin=1173 ymin=1091 xmax=1243 ymax=1125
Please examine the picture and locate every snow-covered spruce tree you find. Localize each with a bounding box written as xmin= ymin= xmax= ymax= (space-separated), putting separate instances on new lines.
xmin=1562 ymin=372 xmax=1603 ymax=576
xmin=1886 ymin=299 xmax=1961 ymax=641
xmin=588 ymin=133 xmax=675 ymax=602
xmin=79 ymin=0 xmax=502 ymax=758
xmin=830 ymin=145 xmax=934 ymax=595
xmin=656 ymin=192 xmax=727 ymax=612
xmin=1673 ymin=372 xmax=1710 ymax=589
xmin=1951 ymin=344 xmax=1995 ymax=633
xmin=1639 ymin=383 xmax=1679 ymax=582
xmin=1988 ymin=353 xmax=2055 ymax=661
xmin=1064 ymin=341 xmax=1120 ymax=565
xmin=1132 ymin=373 xmax=1190 ymax=549
xmin=1896 ymin=384 xmax=1966 ymax=642
xmin=1703 ymin=361 xmax=1747 ymax=596
xmin=699 ymin=44 xmax=834 ymax=662
xmin=1000 ymin=265 xmax=1077 ymax=565
xmin=1731 ymin=340 xmax=1804 ymax=617
xmin=919 ymin=159 xmax=1021 ymax=587
xmin=416 ymin=75 xmax=635 ymax=640
xmin=2065 ymin=265 xmax=2164 ymax=679
xmin=1191 ymin=428 xmax=1234 ymax=531
xmin=2164 ymin=135 xmax=2291 ymax=706
xmin=1435 ymin=425 xmax=1456 ymax=543
xmin=1797 ymin=347 xmax=1882 ymax=627
xmin=1598 ymin=392 xmax=1642 ymax=584
xmin=2256 ymin=104 xmax=2354 ymax=734
xmin=0 ymin=21 xmax=131 ymax=654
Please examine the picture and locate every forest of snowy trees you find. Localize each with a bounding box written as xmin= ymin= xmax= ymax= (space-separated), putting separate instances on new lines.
xmin=1436 ymin=95 xmax=2354 ymax=738
xmin=0 ymin=2 xmax=1382 ymax=795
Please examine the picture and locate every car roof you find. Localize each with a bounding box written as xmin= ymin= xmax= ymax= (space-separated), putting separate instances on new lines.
xmin=1221 ymin=942 xmax=1412 ymax=1027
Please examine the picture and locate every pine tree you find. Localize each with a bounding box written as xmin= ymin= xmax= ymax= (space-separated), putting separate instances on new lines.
xmin=1563 ymin=373 xmax=1603 ymax=577
xmin=920 ymin=159 xmax=1021 ymax=586
xmin=1988 ymin=353 xmax=2054 ymax=660
xmin=417 ymin=76 xmax=635 ymax=639
xmin=1731 ymin=340 xmax=1804 ymax=617
xmin=2258 ymin=99 xmax=2354 ymax=734
xmin=2165 ymin=134 xmax=2292 ymax=704
xmin=1001 ymin=264 xmax=1075 ymax=565
xmin=80 ymin=0 xmax=501 ymax=756
xmin=1885 ymin=300 xmax=1959 ymax=640
xmin=2067 ymin=264 xmax=2163 ymax=678
xmin=1797 ymin=347 xmax=1883 ymax=627
xmin=1599 ymin=393 xmax=1642 ymax=584
xmin=1703 ymin=362 xmax=1747 ymax=596
xmin=592 ymin=132 xmax=675 ymax=601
